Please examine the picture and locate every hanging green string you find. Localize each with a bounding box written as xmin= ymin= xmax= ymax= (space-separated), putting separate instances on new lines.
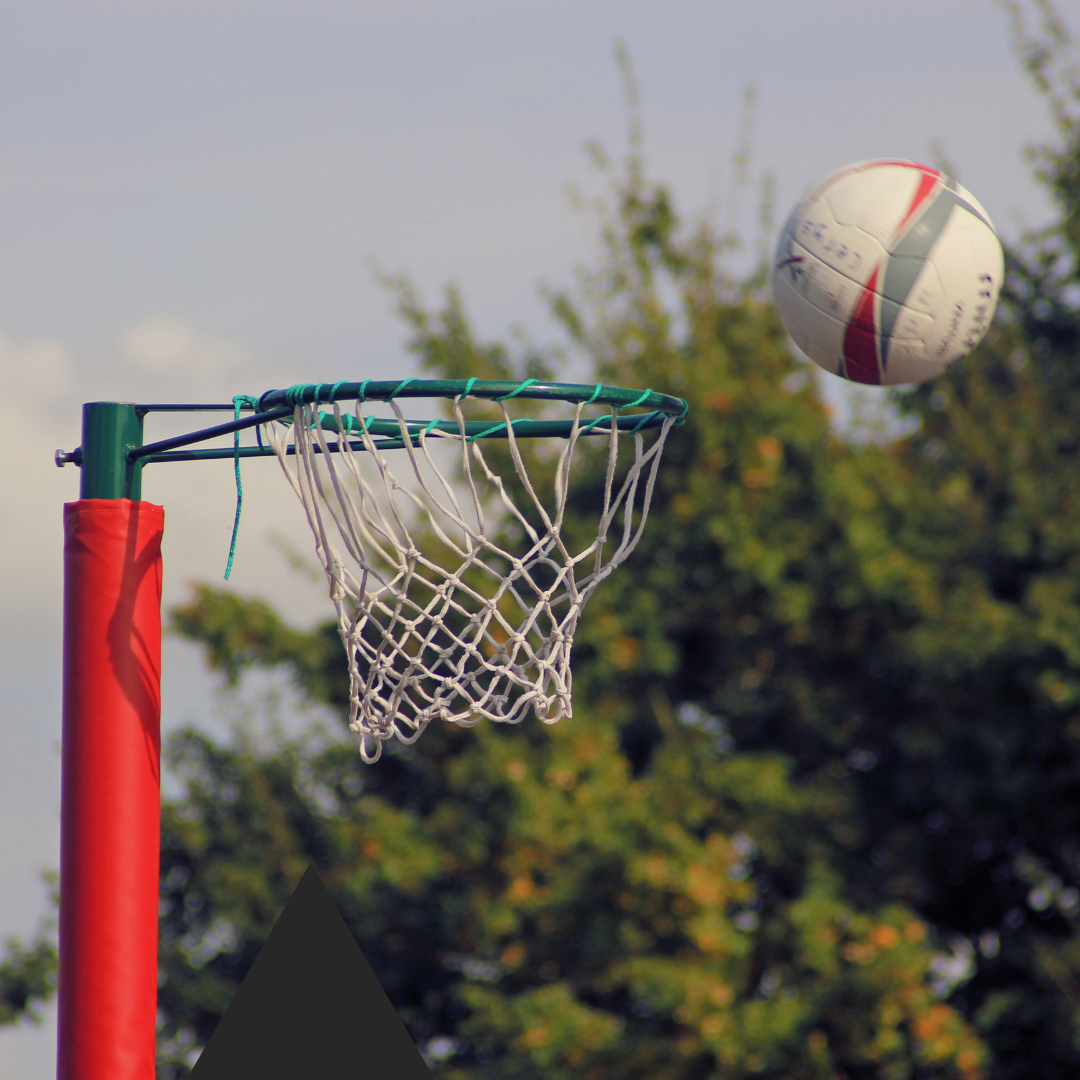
xmin=224 ymin=395 xmax=260 ymax=580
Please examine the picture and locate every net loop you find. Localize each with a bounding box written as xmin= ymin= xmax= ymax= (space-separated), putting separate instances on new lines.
xmin=632 ymin=409 xmax=664 ymax=434
xmin=385 ymin=378 xmax=417 ymax=401
xmin=579 ymin=413 xmax=613 ymax=436
xmin=467 ymin=416 xmax=531 ymax=442
xmin=493 ymin=378 xmax=539 ymax=401
xmin=265 ymin=384 xmax=678 ymax=762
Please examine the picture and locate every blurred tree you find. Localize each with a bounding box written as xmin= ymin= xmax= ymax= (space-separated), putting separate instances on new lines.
xmin=0 ymin=876 xmax=57 ymax=1045
xmin=155 ymin=712 xmax=985 ymax=1079
xmin=155 ymin=70 xmax=1006 ymax=1080
xmin=157 ymin=7 xmax=1080 ymax=1074
xmin=0 ymin=922 xmax=56 ymax=1029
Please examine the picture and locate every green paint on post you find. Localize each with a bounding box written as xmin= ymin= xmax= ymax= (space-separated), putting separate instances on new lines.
xmin=80 ymin=402 xmax=145 ymax=500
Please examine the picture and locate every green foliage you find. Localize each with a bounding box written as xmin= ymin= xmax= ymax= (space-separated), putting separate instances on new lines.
xmin=0 ymin=936 xmax=57 ymax=1028
xmin=171 ymin=586 xmax=346 ymax=704
xmin=0 ymin=880 xmax=58 ymax=1028
xmin=161 ymin=18 xmax=1080 ymax=1064
xmin=162 ymin=94 xmax=1057 ymax=1077
xmin=156 ymin=701 xmax=986 ymax=1079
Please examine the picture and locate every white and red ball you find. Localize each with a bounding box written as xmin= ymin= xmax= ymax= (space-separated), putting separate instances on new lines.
xmin=771 ymin=159 xmax=1003 ymax=386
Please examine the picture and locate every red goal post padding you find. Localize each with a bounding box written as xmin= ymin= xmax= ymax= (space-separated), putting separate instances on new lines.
xmin=59 ymin=499 xmax=164 ymax=1080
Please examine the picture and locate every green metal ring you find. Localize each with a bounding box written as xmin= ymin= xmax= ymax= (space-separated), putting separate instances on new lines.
xmin=262 ymin=378 xmax=687 ymax=415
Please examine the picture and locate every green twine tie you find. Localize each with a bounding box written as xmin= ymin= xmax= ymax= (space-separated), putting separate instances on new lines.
xmin=224 ymin=395 xmax=259 ymax=580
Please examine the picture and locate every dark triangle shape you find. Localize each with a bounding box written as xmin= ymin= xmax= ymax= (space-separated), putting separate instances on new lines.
xmin=189 ymin=864 xmax=433 ymax=1079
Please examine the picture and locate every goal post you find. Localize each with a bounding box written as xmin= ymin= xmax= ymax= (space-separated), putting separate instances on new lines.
xmin=58 ymin=403 xmax=162 ymax=1080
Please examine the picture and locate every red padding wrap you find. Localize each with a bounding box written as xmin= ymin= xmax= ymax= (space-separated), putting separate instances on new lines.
xmin=59 ymin=500 xmax=164 ymax=1080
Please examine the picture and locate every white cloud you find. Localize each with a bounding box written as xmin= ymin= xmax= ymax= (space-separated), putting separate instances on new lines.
xmin=120 ymin=317 xmax=251 ymax=390
xmin=0 ymin=333 xmax=79 ymax=621
xmin=0 ymin=332 xmax=73 ymax=398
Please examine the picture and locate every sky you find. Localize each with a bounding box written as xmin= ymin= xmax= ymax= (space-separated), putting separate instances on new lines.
xmin=0 ymin=1 xmax=1063 ymax=1074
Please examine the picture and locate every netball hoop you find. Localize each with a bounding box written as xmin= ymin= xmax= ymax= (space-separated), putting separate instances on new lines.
xmin=259 ymin=380 xmax=685 ymax=760
xmin=54 ymin=378 xmax=686 ymax=1078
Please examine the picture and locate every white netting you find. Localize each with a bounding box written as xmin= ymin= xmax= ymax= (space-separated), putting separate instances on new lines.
xmin=266 ymin=393 xmax=675 ymax=761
